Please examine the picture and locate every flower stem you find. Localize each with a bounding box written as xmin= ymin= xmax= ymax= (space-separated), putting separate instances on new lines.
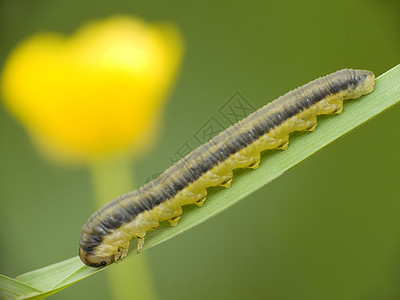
xmin=90 ymin=156 xmax=156 ymax=300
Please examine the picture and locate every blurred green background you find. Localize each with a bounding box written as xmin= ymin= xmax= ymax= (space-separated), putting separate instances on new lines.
xmin=1 ymin=0 xmax=400 ymax=299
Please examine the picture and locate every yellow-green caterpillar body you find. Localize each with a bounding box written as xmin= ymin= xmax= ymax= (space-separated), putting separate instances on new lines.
xmin=79 ymin=69 xmax=375 ymax=267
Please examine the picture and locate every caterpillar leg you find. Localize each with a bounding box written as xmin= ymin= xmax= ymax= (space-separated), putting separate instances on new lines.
xmin=277 ymin=139 xmax=289 ymax=150
xmin=220 ymin=178 xmax=233 ymax=188
xmin=195 ymin=196 xmax=207 ymax=207
xmin=217 ymin=170 xmax=234 ymax=188
xmin=274 ymin=133 xmax=290 ymax=150
xmin=248 ymin=160 xmax=260 ymax=169
xmin=333 ymin=105 xmax=343 ymax=114
xmin=305 ymin=122 xmax=317 ymax=132
xmin=115 ymin=241 xmax=130 ymax=261
xmin=136 ymin=233 xmax=146 ymax=253
xmin=168 ymin=215 xmax=181 ymax=226
xmin=247 ymin=154 xmax=261 ymax=169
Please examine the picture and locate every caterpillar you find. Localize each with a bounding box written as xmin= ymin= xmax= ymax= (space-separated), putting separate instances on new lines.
xmin=79 ymin=69 xmax=375 ymax=267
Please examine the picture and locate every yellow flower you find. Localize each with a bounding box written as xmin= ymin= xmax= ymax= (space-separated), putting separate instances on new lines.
xmin=1 ymin=16 xmax=183 ymax=164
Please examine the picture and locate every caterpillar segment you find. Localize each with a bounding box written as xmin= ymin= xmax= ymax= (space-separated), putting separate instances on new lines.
xmin=79 ymin=69 xmax=375 ymax=267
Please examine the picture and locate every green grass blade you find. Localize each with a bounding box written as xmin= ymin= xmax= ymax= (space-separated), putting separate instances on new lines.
xmin=2 ymin=64 xmax=400 ymax=299
xmin=0 ymin=275 xmax=42 ymax=300
xmin=15 ymin=257 xmax=101 ymax=291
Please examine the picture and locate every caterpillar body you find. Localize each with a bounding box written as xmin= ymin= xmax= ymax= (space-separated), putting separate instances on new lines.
xmin=79 ymin=69 xmax=375 ymax=267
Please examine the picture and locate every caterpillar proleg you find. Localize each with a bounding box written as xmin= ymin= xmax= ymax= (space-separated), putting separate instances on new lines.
xmin=79 ymin=69 xmax=375 ymax=267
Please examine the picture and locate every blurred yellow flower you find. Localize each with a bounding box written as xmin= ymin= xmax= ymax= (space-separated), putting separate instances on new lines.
xmin=1 ymin=16 xmax=183 ymax=164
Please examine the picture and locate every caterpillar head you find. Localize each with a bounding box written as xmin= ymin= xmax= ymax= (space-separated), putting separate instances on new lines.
xmin=352 ymin=70 xmax=375 ymax=97
xmin=79 ymin=247 xmax=115 ymax=267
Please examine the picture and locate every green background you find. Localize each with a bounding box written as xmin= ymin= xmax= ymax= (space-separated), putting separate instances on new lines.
xmin=1 ymin=0 xmax=400 ymax=299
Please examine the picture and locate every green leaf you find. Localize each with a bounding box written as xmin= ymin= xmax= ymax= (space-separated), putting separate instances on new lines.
xmin=0 ymin=275 xmax=41 ymax=300
xmin=1 ymin=64 xmax=400 ymax=299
